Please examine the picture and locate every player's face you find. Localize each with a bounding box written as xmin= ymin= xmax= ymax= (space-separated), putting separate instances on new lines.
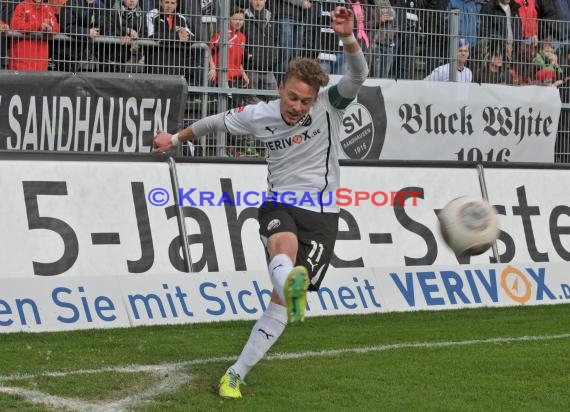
xmin=278 ymin=77 xmax=318 ymax=125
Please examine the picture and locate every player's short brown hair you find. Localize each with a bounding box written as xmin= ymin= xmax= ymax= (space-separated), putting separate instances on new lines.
xmin=283 ymin=58 xmax=329 ymax=94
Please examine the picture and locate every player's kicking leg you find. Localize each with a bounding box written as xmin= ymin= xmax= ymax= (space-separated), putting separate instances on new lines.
xmin=284 ymin=266 xmax=309 ymax=324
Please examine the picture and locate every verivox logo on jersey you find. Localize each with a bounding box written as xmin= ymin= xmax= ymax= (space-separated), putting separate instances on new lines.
xmin=265 ymin=128 xmax=322 ymax=151
xmin=388 ymin=264 xmax=570 ymax=309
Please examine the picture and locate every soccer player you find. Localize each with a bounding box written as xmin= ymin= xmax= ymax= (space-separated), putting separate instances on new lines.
xmin=152 ymin=6 xmax=368 ymax=399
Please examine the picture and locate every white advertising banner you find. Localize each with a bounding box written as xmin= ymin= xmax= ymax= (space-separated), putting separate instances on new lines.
xmin=1 ymin=262 xmax=568 ymax=332
xmin=484 ymin=168 xmax=570 ymax=264
xmin=337 ymin=79 xmax=561 ymax=163
xmin=0 ymin=160 xmax=184 ymax=277
xmin=1 ymin=158 xmax=570 ymax=333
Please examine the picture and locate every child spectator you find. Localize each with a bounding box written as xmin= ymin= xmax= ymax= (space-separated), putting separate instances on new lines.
xmin=8 ymin=0 xmax=60 ymax=71
xmin=147 ymin=0 xmax=197 ymax=81
xmin=243 ymin=0 xmax=278 ymax=102
xmin=208 ymin=6 xmax=249 ymax=88
xmin=106 ymin=0 xmax=146 ymax=71
xmin=424 ymin=38 xmax=473 ymax=82
xmin=535 ymin=37 xmax=564 ymax=85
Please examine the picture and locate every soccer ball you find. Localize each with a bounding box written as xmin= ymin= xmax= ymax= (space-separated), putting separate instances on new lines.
xmin=439 ymin=196 xmax=499 ymax=256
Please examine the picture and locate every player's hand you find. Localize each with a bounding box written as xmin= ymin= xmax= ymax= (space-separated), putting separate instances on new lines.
xmin=152 ymin=131 xmax=174 ymax=153
xmin=330 ymin=6 xmax=354 ymax=37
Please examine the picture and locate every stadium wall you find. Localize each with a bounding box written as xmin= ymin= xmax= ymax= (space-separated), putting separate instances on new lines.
xmin=0 ymin=152 xmax=569 ymax=332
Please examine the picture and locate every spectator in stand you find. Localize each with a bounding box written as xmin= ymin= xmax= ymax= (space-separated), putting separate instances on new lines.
xmin=474 ymin=42 xmax=508 ymax=83
xmin=479 ymin=0 xmax=522 ymax=62
xmin=366 ymin=0 xmax=396 ymax=78
xmin=272 ymin=0 xmax=313 ymax=82
xmin=513 ymin=0 xmax=539 ymax=46
xmin=421 ymin=0 xmax=448 ymax=77
xmin=58 ymin=0 xmax=107 ymax=71
xmin=507 ymin=41 xmax=536 ymax=84
xmin=208 ymin=6 xmax=249 ymax=89
xmin=424 ymin=37 xmax=473 ymax=81
xmin=535 ymin=36 xmax=565 ymax=84
xmin=8 ymin=0 xmax=60 ymax=71
xmin=143 ymin=0 xmax=215 ymax=42
xmin=535 ymin=0 xmax=557 ymax=42
xmin=209 ymin=7 xmax=249 ymax=155
xmin=392 ymin=0 xmax=419 ymax=79
xmin=147 ymin=0 xmax=196 ymax=81
xmin=243 ymin=0 xmax=279 ymax=103
xmin=447 ymin=0 xmax=480 ymax=53
xmin=142 ymin=0 xmax=211 ymax=85
xmin=105 ymin=0 xmax=146 ymax=71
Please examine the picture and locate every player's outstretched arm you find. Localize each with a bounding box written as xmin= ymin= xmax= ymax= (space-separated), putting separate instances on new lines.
xmin=330 ymin=6 xmax=369 ymax=101
xmin=152 ymin=112 xmax=226 ymax=153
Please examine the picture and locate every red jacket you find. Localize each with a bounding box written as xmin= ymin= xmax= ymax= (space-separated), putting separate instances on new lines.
xmin=9 ymin=0 xmax=60 ymax=71
xmin=210 ymin=29 xmax=246 ymax=82
xmin=514 ymin=0 xmax=538 ymax=39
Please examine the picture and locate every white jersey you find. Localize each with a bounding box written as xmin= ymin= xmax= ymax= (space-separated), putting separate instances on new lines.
xmin=424 ymin=63 xmax=473 ymax=83
xmin=224 ymin=86 xmax=348 ymax=213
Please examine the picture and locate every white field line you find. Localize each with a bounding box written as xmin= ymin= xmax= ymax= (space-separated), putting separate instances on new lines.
xmin=1 ymin=332 xmax=569 ymax=382
xmin=0 ymin=363 xmax=191 ymax=412
xmin=0 ymin=333 xmax=568 ymax=412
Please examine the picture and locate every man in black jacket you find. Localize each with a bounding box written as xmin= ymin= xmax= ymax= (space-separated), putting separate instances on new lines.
xmin=243 ymin=0 xmax=279 ymax=103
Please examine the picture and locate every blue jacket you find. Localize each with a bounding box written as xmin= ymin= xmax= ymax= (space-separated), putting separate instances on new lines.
xmin=447 ymin=0 xmax=481 ymax=48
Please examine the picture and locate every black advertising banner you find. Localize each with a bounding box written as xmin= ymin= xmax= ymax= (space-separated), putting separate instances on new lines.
xmin=0 ymin=72 xmax=187 ymax=152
